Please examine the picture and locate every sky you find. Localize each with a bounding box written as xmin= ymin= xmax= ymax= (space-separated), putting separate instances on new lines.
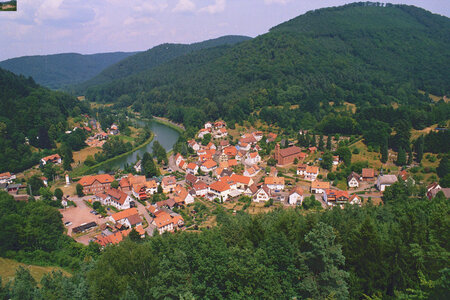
xmin=0 ymin=0 xmax=448 ymax=61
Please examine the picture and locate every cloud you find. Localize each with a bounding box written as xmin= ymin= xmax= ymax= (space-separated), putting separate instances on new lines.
xmin=33 ymin=0 xmax=96 ymax=27
xmin=173 ymin=0 xmax=196 ymax=13
xmin=199 ymin=0 xmax=226 ymax=14
xmin=264 ymin=0 xmax=292 ymax=4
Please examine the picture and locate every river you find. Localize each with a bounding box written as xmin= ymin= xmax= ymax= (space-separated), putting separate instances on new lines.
xmin=98 ymin=119 xmax=180 ymax=172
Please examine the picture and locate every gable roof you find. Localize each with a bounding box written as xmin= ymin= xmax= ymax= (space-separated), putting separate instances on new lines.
xmin=79 ymin=174 xmax=115 ymax=186
xmin=362 ymin=168 xmax=375 ymax=178
xmin=162 ymin=176 xmax=176 ymax=186
xmin=187 ymin=163 xmax=198 ymax=170
xmin=106 ymin=188 xmax=129 ymax=205
xmin=202 ymin=160 xmax=217 ymax=169
xmin=347 ymin=172 xmax=361 ymax=181
xmin=311 ymin=181 xmax=330 ymax=189
xmin=279 ymin=146 xmax=301 ymax=157
xmin=290 ymin=186 xmax=304 ymax=196
xmin=223 ymin=146 xmax=237 ymax=156
xmin=264 ymin=177 xmax=285 ymax=185
xmin=209 ymin=180 xmax=231 ymax=192
xmin=185 ymin=173 xmax=198 ymax=185
xmin=230 ymin=174 xmax=251 ymax=185
xmin=111 ymin=208 xmax=139 ymax=222
xmin=153 ymin=211 xmax=173 ymax=228
xmin=305 ymin=166 xmax=319 ymax=174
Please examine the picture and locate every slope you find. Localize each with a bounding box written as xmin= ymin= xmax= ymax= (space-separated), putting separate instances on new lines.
xmin=0 ymin=52 xmax=138 ymax=89
xmin=0 ymin=67 xmax=88 ymax=172
xmin=74 ymin=35 xmax=251 ymax=92
xmin=83 ymin=3 xmax=450 ymax=128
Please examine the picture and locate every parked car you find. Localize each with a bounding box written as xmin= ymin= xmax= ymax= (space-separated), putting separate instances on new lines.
xmin=64 ymin=221 xmax=72 ymax=226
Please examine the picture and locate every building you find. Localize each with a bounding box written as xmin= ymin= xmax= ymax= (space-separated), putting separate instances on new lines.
xmin=323 ymin=189 xmax=349 ymax=206
xmin=0 ymin=172 xmax=16 ymax=184
xmin=349 ymin=194 xmax=362 ymax=206
xmin=244 ymin=166 xmax=260 ymax=177
xmin=161 ymin=176 xmax=177 ymax=193
xmin=362 ymin=168 xmax=376 ymax=181
xmin=109 ymin=208 xmax=143 ymax=229
xmin=78 ymin=174 xmax=115 ymax=195
xmin=311 ymin=181 xmax=330 ymax=194
xmin=193 ymin=181 xmax=208 ymax=197
xmin=347 ymin=172 xmax=361 ymax=188
xmin=94 ymin=188 xmax=132 ymax=210
xmin=208 ymin=180 xmax=231 ymax=201
xmin=274 ymin=144 xmax=302 ymax=166
xmin=376 ymin=175 xmax=398 ymax=191
xmin=245 ymin=152 xmax=261 ymax=165
xmin=264 ymin=177 xmax=285 ymax=190
xmin=230 ymin=174 xmax=253 ymax=191
xmin=253 ymin=186 xmax=271 ymax=203
xmin=171 ymin=185 xmax=195 ymax=205
xmin=305 ymin=166 xmax=319 ymax=181
xmin=201 ymin=160 xmax=218 ymax=173
xmin=186 ymin=163 xmax=199 ymax=175
xmin=288 ymin=187 xmax=304 ymax=205
xmin=40 ymin=154 xmax=62 ymax=165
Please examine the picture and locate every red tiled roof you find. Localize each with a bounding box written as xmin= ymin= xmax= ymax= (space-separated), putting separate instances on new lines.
xmin=187 ymin=163 xmax=198 ymax=170
xmin=209 ymin=180 xmax=231 ymax=192
xmin=264 ymin=177 xmax=285 ymax=185
xmin=230 ymin=174 xmax=251 ymax=185
xmin=79 ymin=174 xmax=115 ymax=186
xmin=306 ymin=166 xmax=319 ymax=174
xmin=223 ymin=146 xmax=237 ymax=156
xmin=111 ymin=208 xmax=139 ymax=222
xmin=279 ymin=146 xmax=301 ymax=158
xmin=311 ymin=181 xmax=330 ymax=189
xmin=362 ymin=168 xmax=375 ymax=178
xmin=162 ymin=176 xmax=176 ymax=186
xmin=42 ymin=154 xmax=61 ymax=162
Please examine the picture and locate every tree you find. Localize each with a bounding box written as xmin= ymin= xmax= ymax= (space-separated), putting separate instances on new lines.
xmin=298 ymin=222 xmax=349 ymax=299
xmin=302 ymin=195 xmax=322 ymax=210
xmin=311 ymin=134 xmax=317 ymax=147
xmin=54 ymin=188 xmax=63 ymax=201
xmin=128 ymin=228 xmax=141 ymax=242
xmin=326 ymin=136 xmax=332 ymax=150
xmin=76 ymin=183 xmax=84 ymax=197
xmin=142 ymin=152 xmax=159 ymax=178
xmin=11 ymin=266 xmax=37 ymax=300
xmin=396 ymin=148 xmax=406 ymax=166
xmin=111 ymin=180 xmax=119 ymax=189
xmin=28 ymin=175 xmax=44 ymax=196
xmin=318 ymin=135 xmax=324 ymax=150
xmin=201 ymin=133 xmax=212 ymax=146
xmin=335 ymin=146 xmax=352 ymax=166
xmin=381 ymin=141 xmax=388 ymax=163
xmin=407 ymin=147 xmax=413 ymax=165
xmin=415 ymin=135 xmax=424 ymax=163
xmin=437 ymin=156 xmax=449 ymax=178
xmin=320 ymin=152 xmax=333 ymax=170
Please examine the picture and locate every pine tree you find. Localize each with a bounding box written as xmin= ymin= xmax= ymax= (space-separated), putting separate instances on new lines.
xmin=381 ymin=141 xmax=388 ymax=163
xmin=311 ymin=134 xmax=316 ymax=147
xmin=142 ymin=152 xmax=158 ymax=178
xmin=326 ymin=135 xmax=332 ymax=150
xmin=318 ymin=135 xmax=324 ymax=150
xmin=415 ymin=135 xmax=424 ymax=163
xmin=396 ymin=147 xmax=406 ymax=166
xmin=407 ymin=146 xmax=413 ymax=165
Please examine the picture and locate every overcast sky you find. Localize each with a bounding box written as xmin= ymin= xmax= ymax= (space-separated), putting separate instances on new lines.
xmin=0 ymin=0 xmax=448 ymax=61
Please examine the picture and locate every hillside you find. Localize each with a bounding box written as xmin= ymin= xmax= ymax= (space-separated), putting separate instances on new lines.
xmin=82 ymin=3 xmax=449 ymax=129
xmin=73 ymin=35 xmax=251 ymax=93
xmin=0 ymin=52 xmax=138 ymax=89
xmin=0 ymin=67 xmax=88 ymax=172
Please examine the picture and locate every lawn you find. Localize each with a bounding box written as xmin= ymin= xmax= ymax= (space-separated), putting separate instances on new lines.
xmin=0 ymin=258 xmax=71 ymax=286
xmin=72 ymin=146 xmax=102 ymax=167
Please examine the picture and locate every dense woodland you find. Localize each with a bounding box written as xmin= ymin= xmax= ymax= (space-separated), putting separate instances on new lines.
xmin=0 ymin=52 xmax=137 ymax=89
xmin=81 ymin=3 xmax=449 ymax=133
xmin=73 ymin=35 xmax=251 ymax=91
xmin=1 ymin=183 xmax=449 ymax=299
xmin=0 ymin=68 xmax=89 ymax=173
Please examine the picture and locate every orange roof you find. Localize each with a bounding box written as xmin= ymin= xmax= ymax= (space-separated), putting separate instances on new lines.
xmin=219 ymin=128 xmax=227 ymax=133
xmin=249 ymin=152 xmax=259 ymax=158
xmin=230 ymin=174 xmax=251 ymax=185
xmin=172 ymin=215 xmax=184 ymax=225
xmin=42 ymin=154 xmax=61 ymax=162
xmin=153 ymin=211 xmax=173 ymax=228
xmin=111 ymin=208 xmax=139 ymax=222
xmin=179 ymin=160 xmax=185 ymax=168
xmin=311 ymin=181 xmax=330 ymax=189
xmin=79 ymin=174 xmax=115 ymax=186
xmin=215 ymin=167 xmax=224 ymax=176
xmin=209 ymin=180 xmax=231 ymax=192
xmin=162 ymin=176 xmax=176 ymax=186
xmin=223 ymin=146 xmax=237 ymax=156
xmin=202 ymin=160 xmax=217 ymax=169
xmin=0 ymin=172 xmax=12 ymax=179
xmin=264 ymin=177 xmax=285 ymax=185
xmin=187 ymin=163 xmax=198 ymax=170
xmin=135 ymin=225 xmax=145 ymax=236
xmin=290 ymin=186 xmax=304 ymax=196
xmin=228 ymin=159 xmax=238 ymax=166
xmin=119 ymin=177 xmax=130 ymax=188
xmin=95 ymin=229 xmax=130 ymax=247
xmin=199 ymin=154 xmax=212 ymax=162
xmin=128 ymin=174 xmax=146 ymax=185
xmin=306 ymin=166 xmax=319 ymax=174
xmin=362 ymin=168 xmax=375 ymax=178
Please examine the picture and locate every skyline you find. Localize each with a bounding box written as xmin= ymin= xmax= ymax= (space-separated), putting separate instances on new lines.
xmin=0 ymin=0 xmax=449 ymax=61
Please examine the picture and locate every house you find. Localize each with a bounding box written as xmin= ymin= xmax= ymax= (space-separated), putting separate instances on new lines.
xmin=119 ymin=177 xmax=131 ymax=193
xmin=347 ymin=172 xmax=361 ymax=188
xmin=175 ymin=154 xmax=184 ymax=166
xmin=178 ymin=160 xmax=186 ymax=170
xmin=186 ymin=163 xmax=199 ymax=175
xmin=201 ymin=160 xmax=218 ymax=173
xmin=220 ymin=140 xmax=230 ymax=148
xmin=156 ymin=199 xmax=177 ymax=210
xmin=240 ymin=134 xmax=257 ymax=145
xmin=235 ymin=151 xmax=246 ymax=162
xmin=244 ymin=166 xmax=260 ymax=177
xmin=172 ymin=185 xmax=195 ymax=205
xmin=223 ymin=146 xmax=237 ymax=157
xmin=426 ymin=182 xmax=442 ymax=200
xmin=288 ymin=187 xmax=304 ymax=205
xmin=399 ymin=170 xmax=415 ymax=185
xmin=185 ymin=173 xmax=199 ymax=186
xmin=297 ymin=164 xmax=308 ymax=176
xmin=161 ymin=176 xmax=177 ymax=193
xmin=152 ymin=211 xmax=174 ymax=234
xmin=109 ymin=124 xmax=119 ymax=135
xmin=95 ymin=188 xmax=132 ymax=210
xmin=78 ymin=174 xmax=115 ymax=195
xmin=109 ymin=208 xmax=143 ymax=228
xmin=198 ymin=128 xmax=210 ymax=139
xmin=427 ymin=188 xmax=450 ymax=200
xmin=311 ymin=181 xmax=330 ymax=194
xmin=40 ymin=154 xmax=62 ymax=165
xmin=193 ymin=181 xmax=208 ymax=197
xmin=266 ymin=133 xmax=277 ymax=143
xmin=95 ymin=229 xmax=131 ymax=247
xmin=188 ymin=140 xmax=200 ymax=151
xmin=214 ymin=120 xmax=226 ymax=129
xmin=333 ymin=156 xmax=340 ymax=165
xmin=205 ymin=142 xmax=216 ymax=150
xmin=376 ymin=175 xmax=398 ymax=191
xmin=134 ymin=160 xmax=142 ymax=173
xmin=362 ymin=168 xmax=376 ymax=181
xmin=264 ymin=177 xmax=285 ymax=191
xmin=252 ymin=131 xmax=263 ymax=141
xmin=305 ymin=166 xmax=319 ymax=181
xmin=274 ymin=144 xmax=302 ymax=166
xmin=245 ymin=152 xmax=261 ymax=165
xmin=0 ymin=172 xmax=16 ymax=184
xmin=204 ymin=122 xmax=213 ymax=129
xmin=244 ymin=184 xmax=258 ymax=196
xmin=238 ymin=142 xmax=251 ymax=152
xmin=349 ymin=194 xmax=362 ymax=206
xmin=214 ymin=128 xmax=228 ymax=139
xmin=308 ymin=147 xmax=317 ymax=153
xmin=323 ymin=189 xmax=350 ymax=206
xmin=230 ymin=174 xmax=253 ymax=191
xmin=253 ymin=185 xmax=271 ymax=202
xmin=208 ymin=180 xmax=232 ymax=201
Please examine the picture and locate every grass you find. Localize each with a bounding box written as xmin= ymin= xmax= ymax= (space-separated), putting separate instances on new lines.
xmin=72 ymin=146 xmax=102 ymax=167
xmin=0 ymin=258 xmax=71 ymax=286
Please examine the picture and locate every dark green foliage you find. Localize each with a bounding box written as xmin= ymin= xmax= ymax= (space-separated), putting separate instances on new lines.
xmin=0 ymin=52 xmax=138 ymax=89
xmin=437 ymin=156 xmax=449 ymax=178
xmin=95 ymin=137 xmax=132 ymax=163
xmin=76 ymin=183 xmax=84 ymax=197
xmin=54 ymin=188 xmax=63 ymax=201
xmin=381 ymin=140 xmax=389 ymax=163
xmin=27 ymin=175 xmax=44 ymax=196
xmin=326 ymin=135 xmax=332 ymax=150
xmin=335 ymin=146 xmax=352 ymax=166
xmin=396 ymin=148 xmax=407 ymax=166
xmin=302 ymin=195 xmax=322 ymax=210
xmin=111 ymin=180 xmax=119 ymax=189
xmin=142 ymin=152 xmax=159 ymax=178
xmin=10 ymin=266 xmax=37 ymax=300
xmin=320 ymin=152 xmax=333 ymax=170
xmin=415 ymin=135 xmax=424 ymax=163
xmin=152 ymin=141 xmax=167 ymax=165
xmin=423 ymin=130 xmax=450 ymax=154
xmin=0 ymin=67 xmax=88 ymax=173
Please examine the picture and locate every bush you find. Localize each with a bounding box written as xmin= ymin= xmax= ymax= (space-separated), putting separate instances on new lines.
xmin=327 ymin=172 xmax=336 ymax=181
xmin=264 ymin=199 xmax=274 ymax=207
xmin=352 ymin=148 xmax=360 ymax=154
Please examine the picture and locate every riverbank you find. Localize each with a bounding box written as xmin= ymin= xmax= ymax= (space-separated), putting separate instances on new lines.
xmin=71 ymin=132 xmax=154 ymax=177
xmin=146 ymin=116 xmax=185 ymax=133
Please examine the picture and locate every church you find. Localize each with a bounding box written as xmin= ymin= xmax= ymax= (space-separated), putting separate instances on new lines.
xmin=274 ymin=143 xmax=303 ymax=166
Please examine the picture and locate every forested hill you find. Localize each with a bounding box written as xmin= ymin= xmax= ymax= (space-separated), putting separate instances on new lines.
xmin=0 ymin=51 xmax=138 ymax=89
xmin=0 ymin=68 xmax=88 ymax=172
xmin=73 ymin=35 xmax=251 ymax=92
xmin=83 ymin=3 xmax=449 ymax=128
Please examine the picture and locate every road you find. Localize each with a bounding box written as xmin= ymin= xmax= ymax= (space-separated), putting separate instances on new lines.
xmin=168 ymin=154 xmax=184 ymax=173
